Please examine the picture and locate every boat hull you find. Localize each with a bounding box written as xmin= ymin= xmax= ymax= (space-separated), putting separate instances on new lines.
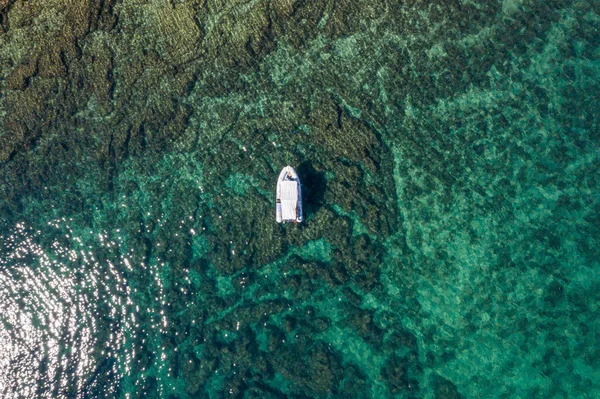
xmin=276 ymin=166 xmax=303 ymax=223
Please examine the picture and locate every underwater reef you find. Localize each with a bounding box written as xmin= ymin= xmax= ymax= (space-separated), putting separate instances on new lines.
xmin=0 ymin=0 xmax=599 ymax=398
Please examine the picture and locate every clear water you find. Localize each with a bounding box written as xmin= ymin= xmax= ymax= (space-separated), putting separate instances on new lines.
xmin=0 ymin=1 xmax=599 ymax=398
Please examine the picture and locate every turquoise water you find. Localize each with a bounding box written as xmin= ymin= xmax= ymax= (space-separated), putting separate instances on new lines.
xmin=0 ymin=0 xmax=599 ymax=397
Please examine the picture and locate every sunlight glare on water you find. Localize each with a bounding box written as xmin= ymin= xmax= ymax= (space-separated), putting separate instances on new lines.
xmin=0 ymin=222 xmax=131 ymax=398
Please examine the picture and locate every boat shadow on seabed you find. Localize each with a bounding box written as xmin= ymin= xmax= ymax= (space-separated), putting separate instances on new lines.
xmin=296 ymin=161 xmax=326 ymax=221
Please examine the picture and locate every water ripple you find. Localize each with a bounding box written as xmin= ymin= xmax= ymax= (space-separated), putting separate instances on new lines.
xmin=0 ymin=222 xmax=128 ymax=398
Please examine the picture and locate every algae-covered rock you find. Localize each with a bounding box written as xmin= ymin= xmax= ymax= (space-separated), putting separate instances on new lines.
xmin=432 ymin=374 xmax=463 ymax=399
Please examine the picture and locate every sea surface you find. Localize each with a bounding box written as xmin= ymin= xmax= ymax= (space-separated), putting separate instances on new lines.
xmin=0 ymin=0 xmax=599 ymax=398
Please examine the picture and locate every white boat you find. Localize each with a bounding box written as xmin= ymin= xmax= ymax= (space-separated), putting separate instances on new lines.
xmin=276 ymin=165 xmax=303 ymax=223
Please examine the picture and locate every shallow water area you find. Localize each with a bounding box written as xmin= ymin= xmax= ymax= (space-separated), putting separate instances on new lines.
xmin=1 ymin=0 xmax=599 ymax=398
